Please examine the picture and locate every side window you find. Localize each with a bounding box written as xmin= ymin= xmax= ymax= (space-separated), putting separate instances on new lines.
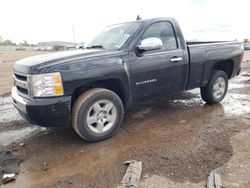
xmin=142 ymin=22 xmax=177 ymax=50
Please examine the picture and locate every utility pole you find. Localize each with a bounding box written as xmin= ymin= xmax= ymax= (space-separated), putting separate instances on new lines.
xmin=72 ymin=25 xmax=76 ymax=43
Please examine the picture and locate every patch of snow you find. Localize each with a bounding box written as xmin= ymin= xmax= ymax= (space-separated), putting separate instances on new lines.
xmin=0 ymin=126 xmax=46 ymax=146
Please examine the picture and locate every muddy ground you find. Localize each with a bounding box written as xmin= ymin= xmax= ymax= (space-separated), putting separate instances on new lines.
xmin=0 ymin=51 xmax=250 ymax=188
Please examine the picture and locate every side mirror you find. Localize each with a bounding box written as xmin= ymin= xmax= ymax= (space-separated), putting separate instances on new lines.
xmin=137 ymin=37 xmax=163 ymax=52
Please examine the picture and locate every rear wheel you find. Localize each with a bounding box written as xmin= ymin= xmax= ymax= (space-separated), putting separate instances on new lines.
xmin=72 ymin=88 xmax=124 ymax=142
xmin=200 ymin=70 xmax=228 ymax=104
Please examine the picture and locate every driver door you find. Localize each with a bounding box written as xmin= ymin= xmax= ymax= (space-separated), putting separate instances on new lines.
xmin=128 ymin=21 xmax=186 ymax=102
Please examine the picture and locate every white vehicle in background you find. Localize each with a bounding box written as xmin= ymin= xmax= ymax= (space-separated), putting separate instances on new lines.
xmin=46 ymin=46 xmax=53 ymax=51
xmin=65 ymin=46 xmax=77 ymax=50
xmin=33 ymin=47 xmax=41 ymax=51
xmin=40 ymin=46 xmax=47 ymax=51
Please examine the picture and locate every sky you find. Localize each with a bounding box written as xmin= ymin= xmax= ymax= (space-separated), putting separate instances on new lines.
xmin=0 ymin=0 xmax=250 ymax=44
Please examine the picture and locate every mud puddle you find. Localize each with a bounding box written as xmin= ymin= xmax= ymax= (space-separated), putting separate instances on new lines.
xmin=4 ymin=97 xmax=250 ymax=187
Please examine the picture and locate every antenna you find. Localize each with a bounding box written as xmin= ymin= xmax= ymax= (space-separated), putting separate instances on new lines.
xmin=136 ymin=15 xmax=141 ymax=21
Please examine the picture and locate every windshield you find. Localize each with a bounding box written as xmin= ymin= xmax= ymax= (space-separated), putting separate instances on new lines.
xmin=87 ymin=22 xmax=139 ymax=51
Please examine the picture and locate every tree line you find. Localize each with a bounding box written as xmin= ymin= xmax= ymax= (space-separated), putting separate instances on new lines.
xmin=0 ymin=36 xmax=34 ymax=46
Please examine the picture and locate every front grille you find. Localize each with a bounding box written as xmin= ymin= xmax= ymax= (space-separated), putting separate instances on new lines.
xmin=16 ymin=86 xmax=28 ymax=95
xmin=14 ymin=73 xmax=29 ymax=98
xmin=14 ymin=73 xmax=27 ymax=82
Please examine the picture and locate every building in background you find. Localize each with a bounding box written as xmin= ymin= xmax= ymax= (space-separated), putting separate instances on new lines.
xmin=36 ymin=41 xmax=85 ymax=51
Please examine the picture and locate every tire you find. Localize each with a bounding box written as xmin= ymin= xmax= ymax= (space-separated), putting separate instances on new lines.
xmin=72 ymin=88 xmax=124 ymax=142
xmin=200 ymin=70 xmax=228 ymax=104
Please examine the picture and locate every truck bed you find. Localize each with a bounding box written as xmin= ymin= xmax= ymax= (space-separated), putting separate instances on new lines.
xmin=186 ymin=41 xmax=243 ymax=90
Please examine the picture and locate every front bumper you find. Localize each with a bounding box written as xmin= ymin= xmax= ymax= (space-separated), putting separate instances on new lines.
xmin=12 ymin=87 xmax=71 ymax=127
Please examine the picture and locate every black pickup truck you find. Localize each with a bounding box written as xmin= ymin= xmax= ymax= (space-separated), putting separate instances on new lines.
xmin=12 ymin=17 xmax=244 ymax=142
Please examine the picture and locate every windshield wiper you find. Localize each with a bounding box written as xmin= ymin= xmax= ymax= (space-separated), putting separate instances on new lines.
xmin=86 ymin=45 xmax=105 ymax=49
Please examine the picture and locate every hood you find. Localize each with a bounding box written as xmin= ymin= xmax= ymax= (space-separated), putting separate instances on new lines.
xmin=14 ymin=49 xmax=112 ymax=74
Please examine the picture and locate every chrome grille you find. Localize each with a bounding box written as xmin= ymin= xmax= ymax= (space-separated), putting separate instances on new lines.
xmin=13 ymin=73 xmax=29 ymax=98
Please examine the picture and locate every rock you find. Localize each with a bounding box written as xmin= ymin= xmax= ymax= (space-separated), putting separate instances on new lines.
xmin=19 ymin=143 xmax=25 ymax=147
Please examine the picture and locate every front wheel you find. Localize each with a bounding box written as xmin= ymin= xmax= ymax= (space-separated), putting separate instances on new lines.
xmin=200 ymin=70 xmax=228 ymax=104
xmin=72 ymin=88 xmax=124 ymax=142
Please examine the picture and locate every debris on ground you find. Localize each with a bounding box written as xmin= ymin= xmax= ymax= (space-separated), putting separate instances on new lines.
xmin=121 ymin=160 xmax=142 ymax=187
xmin=143 ymin=173 xmax=149 ymax=179
xmin=42 ymin=162 xmax=49 ymax=171
xmin=2 ymin=173 xmax=16 ymax=184
xmin=207 ymin=166 xmax=224 ymax=188
xmin=0 ymin=150 xmax=23 ymax=185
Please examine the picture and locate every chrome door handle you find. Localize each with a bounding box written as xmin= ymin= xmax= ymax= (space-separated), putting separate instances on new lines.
xmin=170 ymin=57 xmax=183 ymax=62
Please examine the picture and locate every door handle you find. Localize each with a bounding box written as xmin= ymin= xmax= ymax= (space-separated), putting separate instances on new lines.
xmin=170 ymin=57 xmax=183 ymax=62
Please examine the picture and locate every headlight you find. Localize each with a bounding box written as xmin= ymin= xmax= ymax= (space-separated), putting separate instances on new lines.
xmin=31 ymin=72 xmax=64 ymax=97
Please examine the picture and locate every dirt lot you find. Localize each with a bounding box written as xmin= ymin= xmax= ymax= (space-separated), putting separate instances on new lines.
xmin=0 ymin=51 xmax=250 ymax=188
xmin=0 ymin=51 xmax=49 ymax=96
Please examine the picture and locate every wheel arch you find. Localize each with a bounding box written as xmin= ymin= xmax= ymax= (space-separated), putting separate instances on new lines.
xmin=211 ymin=59 xmax=234 ymax=79
xmin=71 ymin=78 xmax=128 ymax=109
